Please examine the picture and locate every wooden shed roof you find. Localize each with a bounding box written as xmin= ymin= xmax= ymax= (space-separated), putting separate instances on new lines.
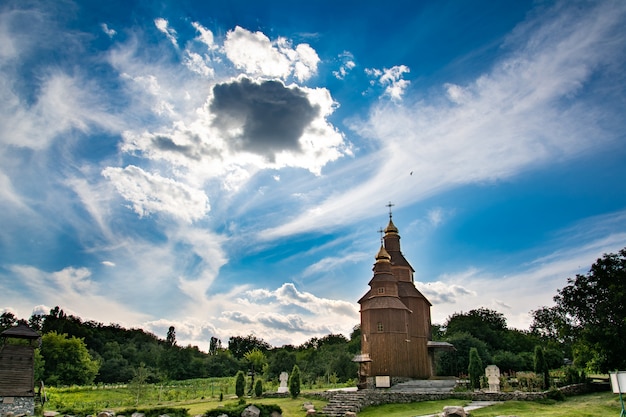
xmin=1 ymin=323 xmax=41 ymax=339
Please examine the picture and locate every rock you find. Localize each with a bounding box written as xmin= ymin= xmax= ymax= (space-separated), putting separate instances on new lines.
xmin=241 ymin=405 xmax=260 ymax=417
xmin=442 ymin=406 xmax=467 ymax=417
xmin=305 ymin=410 xmax=316 ymax=416
xmin=44 ymin=412 xmax=59 ymax=417
xmin=269 ymin=412 xmax=282 ymax=417
xmin=344 ymin=412 xmax=357 ymax=417
xmin=97 ymin=412 xmax=114 ymax=417
xmin=302 ymin=402 xmax=315 ymax=411
xmin=131 ymin=413 xmax=145 ymax=417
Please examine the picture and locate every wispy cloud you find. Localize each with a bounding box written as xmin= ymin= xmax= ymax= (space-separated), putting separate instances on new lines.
xmin=265 ymin=1 xmax=626 ymax=239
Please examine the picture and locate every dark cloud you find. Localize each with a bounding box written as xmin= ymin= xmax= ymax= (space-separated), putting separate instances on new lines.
xmin=210 ymin=78 xmax=320 ymax=161
xmin=152 ymin=135 xmax=199 ymax=160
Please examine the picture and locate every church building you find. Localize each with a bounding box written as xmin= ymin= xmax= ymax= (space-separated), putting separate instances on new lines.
xmin=357 ymin=208 xmax=442 ymax=386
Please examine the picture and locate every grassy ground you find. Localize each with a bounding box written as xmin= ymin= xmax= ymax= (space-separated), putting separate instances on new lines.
xmin=44 ymin=381 xmax=622 ymax=417
xmin=356 ymin=392 xmax=621 ymax=417
xmin=356 ymin=399 xmax=468 ymax=417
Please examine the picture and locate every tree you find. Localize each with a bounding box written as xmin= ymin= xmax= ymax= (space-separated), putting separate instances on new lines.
xmin=554 ymin=248 xmax=626 ymax=372
xmin=0 ymin=311 xmax=17 ymax=332
xmin=244 ymin=348 xmax=267 ymax=394
xmin=534 ymin=346 xmax=550 ymax=389
xmin=166 ymin=326 xmax=176 ymax=347
xmin=235 ymin=370 xmax=246 ymax=398
xmin=228 ymin=334 xmax=271 ymax=359
xmin=254 ymin=379 xmax=263 ymax=397
xmin=468 ymin=347 xmax=483 ymax=390
xmin=209 ymin=337 xmax=222 ymax=355
xmin=40 ymin=331 xmax=99 ymax=386
xmin=446 ymin=308 xmax=508 ymax=351
xmin=129 ymin=363 xmax=150 ymax=405
xmin=289 ymin=364 xmax=301 ymax=398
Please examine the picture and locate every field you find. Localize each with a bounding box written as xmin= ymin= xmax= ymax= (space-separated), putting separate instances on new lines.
xmin=44 ymin=380 xmax=623 ymax=417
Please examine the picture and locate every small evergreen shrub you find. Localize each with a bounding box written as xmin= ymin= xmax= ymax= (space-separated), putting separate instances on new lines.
xmin=254 ymin=379 xmax=263 ymax=397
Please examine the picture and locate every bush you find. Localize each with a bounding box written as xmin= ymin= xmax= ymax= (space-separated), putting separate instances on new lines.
xmin=289 ymin=365 xmax=301 ymax=398
xmin=546 ymin=387 xmax=565 ymax=401
xmin=235 ymin=370 xmax=246 ymax=398
xmin=468 ymin=347 xmax=483 ymax=390
xmin=254 ymin=379 xmax=263 ymax=397
xmin=205 ymin=403 xmax=282 ymax=417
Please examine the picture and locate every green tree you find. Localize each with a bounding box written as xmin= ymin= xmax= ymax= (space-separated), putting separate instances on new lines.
xmin=235 ymin=370 xmax=246 ymax=398
xmin=40 ymin=331 xmax=99 ymax=386
xmin=534 ymin=346 xmax=549 ymax=389
xmin=446 ymin=308 xmax=507 ymax=350
xmin=254 ymin=379 xmax=263 ymax=397
xmin=228 ymin=334 xmax=271 ymax=359
xmin=129 ymin=363 xmax=150 ymax=405
xmin=468 ymin=347 xmax=483 ymax=390
xmin=289 ymin=364 xmax=301 ymax=398
xmin=554 ymin=248 xmax=626 ymax=372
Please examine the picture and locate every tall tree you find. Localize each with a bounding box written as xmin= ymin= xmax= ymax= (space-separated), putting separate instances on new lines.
xmin=468 ymin=347 xmax=483 ymax=390
xmin=554 ymin=248 xmax=626 ymax=372
xmin=228 ymin=334 xmax=271 ymax=359
xmin=235 ymin=370 xmax=246 ymax=398
xmin=166 ymin=326 xmax=176 ymax=347
xmin=534 ymin=346 xmax=550 ymax=389
xmin=289 ymin=364 xmax=301 ymax=398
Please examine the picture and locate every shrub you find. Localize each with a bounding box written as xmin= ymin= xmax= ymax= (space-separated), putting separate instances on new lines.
xmin=468 ymin=347 xmax=483 ymax=390
xmin=235 ymin=370 xmax=246 ymax=398
xmin=289 ymin=365 xmax=301 ymax=398
xmin=254 ymin=379 xmax=263 ymax=397
xmin=205 ymin=403 xmax=281 ymax=417
xmin=546 ymin=386 xmax=565 ymax=401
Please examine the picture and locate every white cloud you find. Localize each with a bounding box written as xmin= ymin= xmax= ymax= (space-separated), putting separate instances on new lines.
xmin=191 ymin=22 xmax=216 ymax=50
xmin=333 ymin=51 xmax=356 ymax=80
xmin=102 ymin=165 xmax=210 ymax=223
xmin=154 ymin=18 xmax=178 ymax=48
xmin=264 ymin=1 xmax=626 ymax=239
xmin=223 ymin=26 xmax=319 ymax=81
xmin=100 ymin=23 xmax=116 ymax=38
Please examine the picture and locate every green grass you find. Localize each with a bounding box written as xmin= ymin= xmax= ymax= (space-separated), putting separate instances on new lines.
xmin=357 ymin=400 xmax=468 ymax=417
xmin=470 ymin=392 xmax=621 ymax=417
xmin=43 ymin=380 xmax=623 ymax=417
xmin=354 ymin=392 xmax=622 ymax=417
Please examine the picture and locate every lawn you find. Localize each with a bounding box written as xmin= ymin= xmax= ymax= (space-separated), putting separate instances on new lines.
xmin=357 ymin=392 xmax=621 ymax=417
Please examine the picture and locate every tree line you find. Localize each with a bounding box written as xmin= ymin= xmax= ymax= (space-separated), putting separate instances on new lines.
xmin=0 ymin=307 xmax=360 ymax=387
xmin=1 ymin=247 xmax=624 ymax=387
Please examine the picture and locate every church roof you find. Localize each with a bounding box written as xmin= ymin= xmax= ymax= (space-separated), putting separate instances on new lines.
xmin=398 ymin=282 xmax=432 ymax=305
xmin=360 ymin=296 xmax=411 ymax=311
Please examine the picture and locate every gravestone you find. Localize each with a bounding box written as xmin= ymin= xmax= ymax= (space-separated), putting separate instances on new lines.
xmin=277 ymin=371 xmax=289 ymax=393
xmin=485 ymin=365 xmax=501 ymax=393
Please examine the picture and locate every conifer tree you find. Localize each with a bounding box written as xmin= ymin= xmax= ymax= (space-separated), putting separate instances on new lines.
xmin=468 ymin=347 xmax=483 ymax=390
xmin=289 ymin=364 xmax=301 ymax=398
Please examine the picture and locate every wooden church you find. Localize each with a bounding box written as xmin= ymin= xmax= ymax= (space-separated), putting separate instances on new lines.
xmin=358 ymin=208 xmax=448 ymax=387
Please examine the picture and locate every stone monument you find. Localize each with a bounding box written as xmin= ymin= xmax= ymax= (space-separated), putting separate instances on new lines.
xmin=277 ymin=371 xmax=289 ymax=393
xmin=485 ymin=365 xmax=501 ymax=393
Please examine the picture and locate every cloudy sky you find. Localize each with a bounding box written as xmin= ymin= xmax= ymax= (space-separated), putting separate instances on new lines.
xmin=1 ymin=0 xmax=625 ymax=349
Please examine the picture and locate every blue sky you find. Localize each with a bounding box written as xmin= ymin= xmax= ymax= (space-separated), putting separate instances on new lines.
xmin=1 ymin=0 xmax=625 ymax=349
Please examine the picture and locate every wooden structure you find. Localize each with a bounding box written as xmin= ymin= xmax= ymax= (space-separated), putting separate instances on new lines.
xmin=358 ymin=211 xmax=434 ymax=382
xmin=0 ymin=323 xmax=40 ymax=415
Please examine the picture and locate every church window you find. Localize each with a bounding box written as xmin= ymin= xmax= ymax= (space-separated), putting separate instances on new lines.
xmin=377 ymin=322 xmax=383 ymax=332
xmin=378 ymin=287 xmax=384 ymax=294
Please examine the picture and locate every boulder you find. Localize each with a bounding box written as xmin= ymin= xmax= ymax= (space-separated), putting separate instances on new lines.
xmin=442 ymin=406 xmax=467 ymax=417
xmin=269 ymin=412 xmax=282 ymax=417
xmin=131 ymin=413 xmax=145 ymax=417
xmin=302 ymin=402 xmax=315 ymax=411
xmin=305 ymin=410 xmax=316 ymax=416
xmin=241 ymin=405 xmax=260 ymax=417
xmin=344 ymin=412 xmax=357 ymax=417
